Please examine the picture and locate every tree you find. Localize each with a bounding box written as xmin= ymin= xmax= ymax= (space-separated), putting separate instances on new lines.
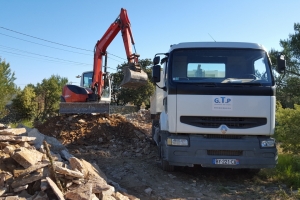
xmin=111 ymin=58 xmax=155 ymax=107
xmin=12 ymin=85 xmax=38 ymax=120
xmin=269 ymin=23 xmax=300 ymax=107
xmin=35 ymin=75 xmax=68 ymax=119
xmin=12 ymin=75 xmax=68 ymax=121
xmin=0 ymin=58 xmax=16 ymax=117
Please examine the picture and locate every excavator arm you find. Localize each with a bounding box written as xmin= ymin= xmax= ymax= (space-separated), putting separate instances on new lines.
xmin=92 ymin=8 xmax=147 ymax=100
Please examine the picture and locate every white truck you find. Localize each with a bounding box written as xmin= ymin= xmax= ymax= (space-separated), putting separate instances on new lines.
xmin=150 ymin=42 xmax=286 ymax=171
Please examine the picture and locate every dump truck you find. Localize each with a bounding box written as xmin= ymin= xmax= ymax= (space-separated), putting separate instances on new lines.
xmin=150 ymin=42 xmax=286 ymax=171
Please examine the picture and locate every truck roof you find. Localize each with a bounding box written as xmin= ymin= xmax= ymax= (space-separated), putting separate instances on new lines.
xmin=169 ymin=42 xmax=266 ymax=52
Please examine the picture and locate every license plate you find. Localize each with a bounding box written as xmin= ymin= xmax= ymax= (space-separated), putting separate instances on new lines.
xmin=213 ymin=159 xmax=239 ymax=165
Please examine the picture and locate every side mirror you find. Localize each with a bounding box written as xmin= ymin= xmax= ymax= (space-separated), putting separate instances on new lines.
xmin=276 ymin=55 xmax=286 ymax=74
xmin=153 ymin=56 xmax=160 ymax=65
xmin=152 ymin=65 xmax=161 ymax=83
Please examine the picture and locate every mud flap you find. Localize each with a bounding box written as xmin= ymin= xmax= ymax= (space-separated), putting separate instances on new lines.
xmin=59 ymin=102 xmax=109 ymax=114
xmin=120 ymin=67 xmax=148 ymax=89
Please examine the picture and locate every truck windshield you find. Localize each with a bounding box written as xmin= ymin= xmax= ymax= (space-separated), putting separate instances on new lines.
xmin=171 ymin=48 xmax=273 ymax=85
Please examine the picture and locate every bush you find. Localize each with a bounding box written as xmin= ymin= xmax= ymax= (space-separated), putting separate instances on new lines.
xmin=275 ymin=103 xmax=300 ymax=154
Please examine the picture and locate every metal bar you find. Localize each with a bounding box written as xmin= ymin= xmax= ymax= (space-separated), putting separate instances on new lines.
xmin=59 ymin=102 xmax=110 ymax=114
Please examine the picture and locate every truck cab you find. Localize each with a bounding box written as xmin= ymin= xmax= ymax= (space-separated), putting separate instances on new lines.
xmin=150 ymin=42 xmax=286 ymax=171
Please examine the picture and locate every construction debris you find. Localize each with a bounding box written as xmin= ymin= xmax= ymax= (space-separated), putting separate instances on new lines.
xmin=0 ymin=125 xmax=140 ymax=200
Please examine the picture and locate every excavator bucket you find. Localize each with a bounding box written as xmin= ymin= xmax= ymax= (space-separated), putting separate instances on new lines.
xmin=59 ymin=102 xmax=110 ymax=115
xmin=120 ymin=66 xmax=148 ymax=89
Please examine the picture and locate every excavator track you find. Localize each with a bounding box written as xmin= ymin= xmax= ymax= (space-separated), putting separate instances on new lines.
xmin=59 ymin=102 xmax=109 ymax=114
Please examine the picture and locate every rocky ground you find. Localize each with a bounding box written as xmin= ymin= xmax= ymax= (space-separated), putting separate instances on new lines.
xmin=32 ymin=110 xmax=299 ymax=200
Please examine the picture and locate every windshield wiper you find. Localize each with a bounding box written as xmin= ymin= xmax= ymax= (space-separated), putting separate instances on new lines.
xmin=226 ymin=82 xmax=262 ymax=86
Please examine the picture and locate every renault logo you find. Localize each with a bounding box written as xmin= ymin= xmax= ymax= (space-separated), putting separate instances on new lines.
xmin=219 ymin=124 xmax=228 ymax=134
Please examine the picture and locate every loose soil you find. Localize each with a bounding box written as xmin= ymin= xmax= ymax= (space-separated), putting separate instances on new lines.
xmin=35 ymin=111 xmax=298 ymax=200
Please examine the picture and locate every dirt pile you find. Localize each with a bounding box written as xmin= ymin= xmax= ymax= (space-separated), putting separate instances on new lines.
xmin=35 ymin=110 xmax=153 ymax=158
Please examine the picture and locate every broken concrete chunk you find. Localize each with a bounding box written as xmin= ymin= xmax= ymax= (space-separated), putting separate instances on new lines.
xmin=11 ymin=147 xmax=43 ymax=168
xmin=27 ymin=129 xmax=45 ymax=149
xmin=54 ymin=165 xmax=84 ymax=178
xmin=11 ymin=172 xmax=43 ymax=188
xmin=0 ymin=128 xmax=26 ymax=136
xmin=46 ymin=177 xmax=65 ymax=200
xmin=13 ymin=184 xmax=28 ymax=192
xmin=64 ymin=183 xmax=92 ymax=200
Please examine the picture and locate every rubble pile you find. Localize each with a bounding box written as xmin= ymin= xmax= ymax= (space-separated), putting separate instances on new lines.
xmin=0 ymin=124 xmax=139 ymax=200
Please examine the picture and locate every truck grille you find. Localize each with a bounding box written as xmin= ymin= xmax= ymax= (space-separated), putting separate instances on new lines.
xmin=207 ymin=150 xmax=243 ymax=156
xmin=180 ymin=116 xmax=267 ymax=129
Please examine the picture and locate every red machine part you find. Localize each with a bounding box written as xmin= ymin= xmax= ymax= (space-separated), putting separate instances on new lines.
xmin=92 ymin=8 xmax=139 ymax=100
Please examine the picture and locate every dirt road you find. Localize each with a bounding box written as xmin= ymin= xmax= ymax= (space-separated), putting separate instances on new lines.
xmin=36 ymin=111 xmax=297 ymax=200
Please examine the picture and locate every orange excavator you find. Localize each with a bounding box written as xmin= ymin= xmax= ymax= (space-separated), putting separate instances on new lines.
xmin=59 ymin=8 xmax=148 ymax=114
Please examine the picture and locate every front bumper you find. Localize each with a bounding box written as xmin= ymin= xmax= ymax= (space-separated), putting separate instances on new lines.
xmin=162 ymin=134 xmax=278 ymax=169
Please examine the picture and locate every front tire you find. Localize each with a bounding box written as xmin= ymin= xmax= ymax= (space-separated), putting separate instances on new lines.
xmin=160 ymin=142 xmax=174 ymax=172
xmin=151 ymin=120 xmax=159 ymax=145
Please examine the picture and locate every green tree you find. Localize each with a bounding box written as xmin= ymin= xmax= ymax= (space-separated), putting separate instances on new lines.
xmin=0 ymin=58 xmax=16 ymax=117
xmin=12 ymin=85 xmax=38 ymax=120
xmin=111 ymin=58 xmax=155 ymax=107
xmin=269 ymin=23 xmax=300 ymax=107
xmin=35 ymin=75 xmax=68 ymax=119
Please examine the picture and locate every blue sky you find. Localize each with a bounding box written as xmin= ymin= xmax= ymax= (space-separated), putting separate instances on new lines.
xmin=0 ymin=1 xmax=299 ymax=88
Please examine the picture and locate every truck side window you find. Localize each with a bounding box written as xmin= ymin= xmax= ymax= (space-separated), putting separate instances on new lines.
xmin=254 ymin=57 xmax=268 ymax=80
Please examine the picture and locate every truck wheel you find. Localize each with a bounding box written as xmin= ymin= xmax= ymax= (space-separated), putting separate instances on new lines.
xmin=151 ymin=120 xmax=159 ymax=145
xmin=160 ymin=145 xmax=174 ymax=172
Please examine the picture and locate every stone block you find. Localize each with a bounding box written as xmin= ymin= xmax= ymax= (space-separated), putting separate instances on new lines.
xmin=0 ymin=128 xmax=26 ymax=135
xmin=64 ymin=183 xmax=93 ymax=200
xmin=54 ymin=165 xmax=84 ymax=178
xmin=46 ymin=177 xmax=65 ymax=200
xmin=11 ymin=172 xmax=43 ymax=188
xmin=12 ymin=147 xmax=43 ymax=168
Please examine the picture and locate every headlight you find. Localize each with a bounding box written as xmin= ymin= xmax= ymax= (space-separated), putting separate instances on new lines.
xmin=167 ymin=138 xmax=188 ymax=146
xmin=260 ymin=138 xmax=275 ymax=147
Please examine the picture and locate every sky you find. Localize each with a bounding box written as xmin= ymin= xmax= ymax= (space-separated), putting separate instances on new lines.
xmin=0 ymin=1 xmax=299 ymax=89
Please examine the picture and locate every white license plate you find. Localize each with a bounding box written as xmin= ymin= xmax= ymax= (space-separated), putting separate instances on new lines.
xmin=213 ymin=159 xmax=239 ymax=165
